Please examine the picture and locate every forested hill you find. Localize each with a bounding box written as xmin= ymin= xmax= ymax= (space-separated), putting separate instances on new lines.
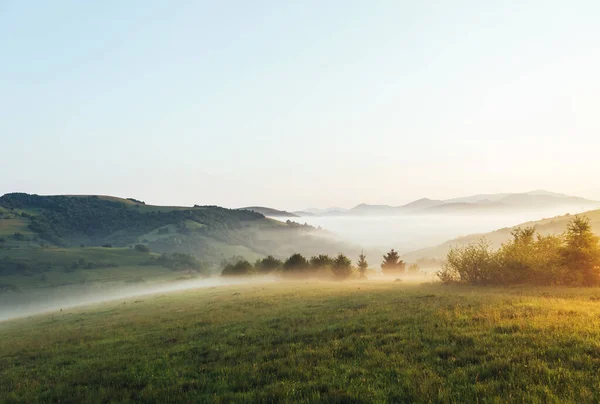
xmin=0 ymin=193 xmax=363 ymax=263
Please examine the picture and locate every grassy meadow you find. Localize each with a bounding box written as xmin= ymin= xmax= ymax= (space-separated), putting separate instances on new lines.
xmin=2 ymin=280 xmax=600 ymax=402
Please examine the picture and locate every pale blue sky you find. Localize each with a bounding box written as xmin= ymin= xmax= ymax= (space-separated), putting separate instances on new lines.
xmin=1 ymin=1 xmax=599 ymax=209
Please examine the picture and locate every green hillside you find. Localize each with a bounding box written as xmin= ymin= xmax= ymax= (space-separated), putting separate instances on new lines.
xmin=0 ymin=193 xmax=367 ymax=291
xmin=405 ymin=209 xmax=600 ymax=262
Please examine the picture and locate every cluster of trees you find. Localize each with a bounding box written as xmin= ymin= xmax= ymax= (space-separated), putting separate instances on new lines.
xmin=221 ymin=249 xmax=417 ymax=280
xmin=65 ymin=258 xmax=118 ymax=272
xmin=222 ymin=253 xmax=367 ymax=279
xmin=437 ymin=216 xmax=600 ymax=286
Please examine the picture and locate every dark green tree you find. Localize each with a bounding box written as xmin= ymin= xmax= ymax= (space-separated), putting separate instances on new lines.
xmin=256 ymin=255 xmax=283 ymax=273
xmin=310 ymin=254 xmax=334 ymax=270
xmin=282 ymin=253 xmax=309 ymax=275
xmin=222 ymin=260 xmax=254 ymax=276
xmin=332 ymin=253 xmax=353 ymax=280
xmin=357 ymin=252 xmax=368 ymax=279
xmin=381 ymin=249 xmax=405 ymax=275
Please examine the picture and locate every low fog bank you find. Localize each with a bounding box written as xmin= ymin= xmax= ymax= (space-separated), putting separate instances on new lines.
xmin=0 ymin=276 xmax=278 ymax=322
xmin=281 ymin=209 xmax=584 ymax=252
xmin=0 ymin=273 xmax=440 ymax=323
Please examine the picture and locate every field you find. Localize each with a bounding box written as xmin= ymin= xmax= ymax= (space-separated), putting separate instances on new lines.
xmin=0 ymin=247 xmax=184 ymax=289
xmin=2 ymin=281 xmax=600 ymax=402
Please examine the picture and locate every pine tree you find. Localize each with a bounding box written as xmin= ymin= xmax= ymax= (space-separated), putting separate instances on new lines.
xmin=381 ymin=249 xmax=406 ymax=275
xmin=357 ymin=252 xmax=368 ymax=279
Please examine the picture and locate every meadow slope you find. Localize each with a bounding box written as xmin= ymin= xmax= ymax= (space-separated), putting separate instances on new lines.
xmin=2 ymin=281 xmax=600 ymax=402
xmin=405 ymin=209 xmax=600 ymax=261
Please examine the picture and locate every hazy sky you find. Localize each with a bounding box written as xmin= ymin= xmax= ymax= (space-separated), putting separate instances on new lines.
xmin=1 ymin=1 xmax=599 ymax=210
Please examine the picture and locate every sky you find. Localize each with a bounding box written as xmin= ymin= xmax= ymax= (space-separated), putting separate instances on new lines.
xmin=1 ymin=1 xmax=599 ymax=210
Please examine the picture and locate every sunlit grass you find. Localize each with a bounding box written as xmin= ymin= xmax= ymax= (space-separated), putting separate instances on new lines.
xmin=2 ymin=281 xmax=600 ymax=402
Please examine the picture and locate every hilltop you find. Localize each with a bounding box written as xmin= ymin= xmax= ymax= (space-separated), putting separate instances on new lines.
xmin=238 ymin=206 xmax=298 ymax=217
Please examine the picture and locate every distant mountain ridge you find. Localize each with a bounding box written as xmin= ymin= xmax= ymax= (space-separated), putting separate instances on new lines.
xmin=294 ymin=191 xmax=600 ymax=217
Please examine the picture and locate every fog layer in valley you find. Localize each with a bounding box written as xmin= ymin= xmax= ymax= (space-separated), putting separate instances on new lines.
xmin=281 ymin=208 xmax=585 ymax=252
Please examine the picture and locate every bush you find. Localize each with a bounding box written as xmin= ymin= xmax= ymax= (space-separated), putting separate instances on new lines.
xmin=332 ymin=254 xmax=353 ymax=280
xmin=282 ymin=253 xmax=309 ymax=276
xmin=134 ymin=244 xmax=150 ymax=253
xmin=310 ymin=254 xmax=334 ymax=270
xmin=437 ymin=239 xmax=496 ymax=284
xmin=255 ymin=255 xmax=282 ymax=274
xmin=561 ymin=216 xmax=600 ymax=286
xmin=437 ymin=217 xmax=600 ymax=286
xmin=222 ymin=260 xmax=254 ymax=276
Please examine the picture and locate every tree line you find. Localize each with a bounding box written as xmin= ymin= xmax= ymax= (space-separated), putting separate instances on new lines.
xmin=437 ymin=216 xmax=600 ymax=286
xmin=221 ymin=248 xmax=419 ymax=279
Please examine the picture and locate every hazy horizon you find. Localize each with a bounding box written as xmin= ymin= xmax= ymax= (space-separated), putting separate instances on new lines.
xmin=1 ymin=188 xmax=599 ymax=213
xmin=2 ymin=1 xmax=600 ymax=208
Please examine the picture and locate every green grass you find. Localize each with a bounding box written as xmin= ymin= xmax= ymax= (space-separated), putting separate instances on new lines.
xmin=0 ymin=264 xmax=172 ymax=289
xmin=0 ymin=247 xmax=183 ymax=290
xmin=2 ymin=281 xmax=600 ymax=402
xmin=3 ymin=246 xmax=152 ymax=264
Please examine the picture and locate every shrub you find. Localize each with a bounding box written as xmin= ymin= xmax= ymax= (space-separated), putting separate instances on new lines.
xmin=309 ymin=254 xmax=334 ymax=270
xmin=332 ymin=254 xmax=353 ymax=280
xmin=282 ymin=253 xmax=309 ymax=276
xmin=561 ymin=216 xmax=600 ymax=286
xmin=222 ymin=260 xmax=254 ymax=276
xmin=437 ymin=239 xmax=495 ymax=284
xmin=437 ymin=217 xmax=600 ymax=287
xmin=134 ymin=244 xmax=150 ymax=253
xmin=255 ymin=255 xmax=282 ymax=273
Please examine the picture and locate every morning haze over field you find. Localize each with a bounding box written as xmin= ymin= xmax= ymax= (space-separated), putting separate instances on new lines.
xmin=2 ymin=1 xmax=600 ymax=402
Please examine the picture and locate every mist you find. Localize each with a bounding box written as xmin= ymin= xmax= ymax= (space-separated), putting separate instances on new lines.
xmin=0 ymin=276 xmax=278 ymax=323
xmin=281 ymin=208 xmax=587 ymax=252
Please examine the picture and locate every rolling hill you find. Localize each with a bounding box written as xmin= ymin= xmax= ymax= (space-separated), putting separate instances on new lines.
xmin=0 ymin=193 xmax=369 ymax=269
